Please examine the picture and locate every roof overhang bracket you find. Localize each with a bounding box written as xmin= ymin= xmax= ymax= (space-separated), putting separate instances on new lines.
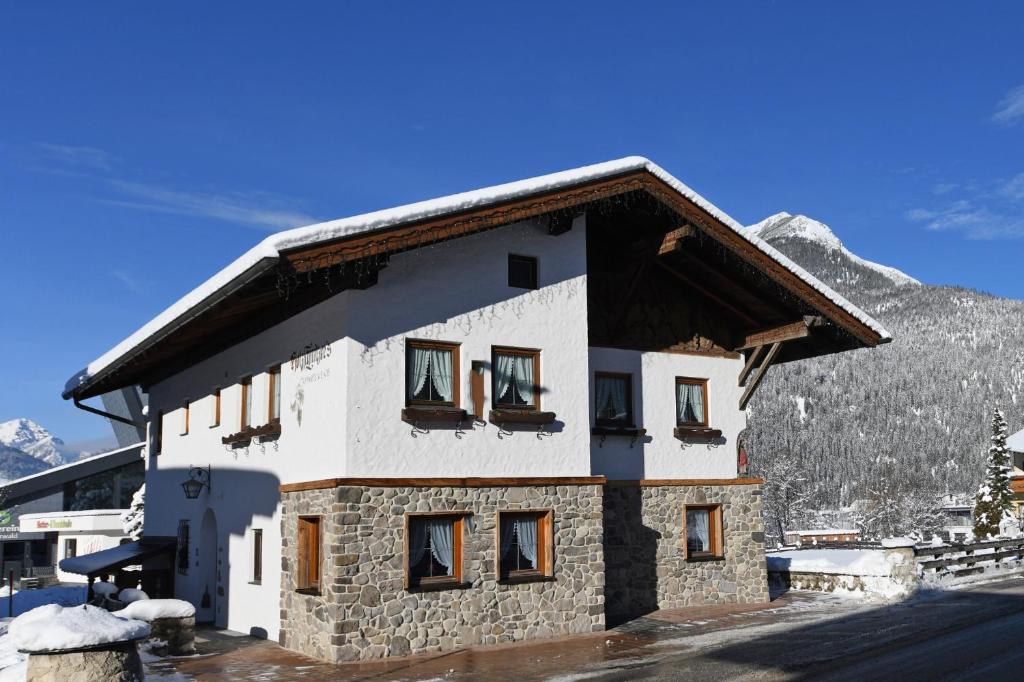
xmin=739 ymin=342 xmax=782 ymax=410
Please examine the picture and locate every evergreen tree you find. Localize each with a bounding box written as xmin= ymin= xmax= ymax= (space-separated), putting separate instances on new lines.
xmin=973 ymin=409 xmax=1013 ymax=538
xmin=121 ymin=483 xmax=145 ymax=540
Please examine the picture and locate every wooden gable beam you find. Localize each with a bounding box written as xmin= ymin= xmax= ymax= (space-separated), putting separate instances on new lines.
xmin=657 ymin=224 xmax=697 ymax=255
xmin=739 ymin=342 xmax=782 ymax=410
xmin=734 ymin=316 xmax=825 ymax=351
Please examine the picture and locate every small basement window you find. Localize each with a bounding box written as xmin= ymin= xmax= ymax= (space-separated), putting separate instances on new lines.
xmin=676 ymin=377 xmax=708 ymax=427
xmin=508 ymin=254 xmax=538 ymax=289
xmin=492 ymin=347 xmax=540 ymax=410
xmin=684 ymin=505 xmax=723 ymax=560
xmin=405 ymin=514 xmax=464 ymax=588
xmin=498 ymin=510 xmax=553 ymax=581
xmin=595 ymin=372 xmax=633 ymax=426
xmin=406 ymin=340 xmax=460 ymax=406
xmin=296 ymin=516 xmax=321 ymax=593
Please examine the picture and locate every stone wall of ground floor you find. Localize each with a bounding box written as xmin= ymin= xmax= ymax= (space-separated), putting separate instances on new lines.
xmin=602 ymin=482 xmax=769 ymax=624
xmin=279 ymin=483 xmax=605 ymax=663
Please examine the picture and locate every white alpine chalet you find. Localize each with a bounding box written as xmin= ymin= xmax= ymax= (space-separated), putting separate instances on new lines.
xmin=62 ymin=156 xmax=889 ymax=663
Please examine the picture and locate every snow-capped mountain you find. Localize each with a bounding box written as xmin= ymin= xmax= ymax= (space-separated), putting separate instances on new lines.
xmin=0 ymin=418 xmax=74 ymax=468
xmin=746 ymin=214 xmax=1024 ymax=539
xmin=749 ymin=212 xmax=920 ymax=288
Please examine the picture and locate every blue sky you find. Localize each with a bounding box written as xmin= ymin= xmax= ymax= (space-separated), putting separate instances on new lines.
xmin=2 ymin=2 xmax=1022 ymax=444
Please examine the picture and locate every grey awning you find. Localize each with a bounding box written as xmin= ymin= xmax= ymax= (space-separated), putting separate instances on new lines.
xmin=59 ymin=537 xmax=175 ymax=577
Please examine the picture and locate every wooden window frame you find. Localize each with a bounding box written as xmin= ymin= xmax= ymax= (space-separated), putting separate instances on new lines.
xmin=683 ymin=504 xmax=724 ymax=561
xmin=405 ymin=340 xmax=461 ymax=408
xmin=154 ymin=410 xmax=163 ymax=455
xmin=211 ymin=389 xmax=221 ymax=428
xmin=403 ymin=512 xmax=467 ymax=590
xmin=296 ymin=516 xmax=321 ymax=594
xmin=268 ymin=366 xmax=281 ymax=424
xmin=675 ymin=377 xmax=709 ymax=428
xmin=508 ymin=254 xmax=539 ymax=290
xmin=491 ymin=346 xmax=541 ymax=411
xmin=594 ymin=372 xmax=634 ymax=427
xmin=496 ymin=509 xmax=554 ymax=583
xmin=181 ymin=402 xmax=190 ymax=436
xmin=240 ymin=377 xmax=252 ymax=429
xmin=252 ymin=528 xmax=263 ymax=585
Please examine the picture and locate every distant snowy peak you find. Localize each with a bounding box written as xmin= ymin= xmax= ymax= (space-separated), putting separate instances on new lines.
xmin=748 ymin=212 xmax=920 ymax=287
xmin=0 ymin=418 xmax=71 ymax=467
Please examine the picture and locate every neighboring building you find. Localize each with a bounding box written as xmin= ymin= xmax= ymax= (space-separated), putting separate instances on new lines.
xmin=0 ymin=443 xmax=144 ymax=581
xmin=937 ymin=493 xmax=973 ymax=543
xmin=783 ymin=529 xmax=860 ymax=545
xmin=61 ymin=157 xmax=890 ymax=662
xmin=1008 ymin=428 xmax=1024 ymax=518
xmin=20 ymin=509 xmax=130 ymax=583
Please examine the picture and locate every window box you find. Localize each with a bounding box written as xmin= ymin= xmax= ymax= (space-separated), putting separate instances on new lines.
xmin=221 ymin=420 xmax=281 ymax=445
xmin=673 ymin=427 xmax=722 ymax=440
xmin=489 ymin=409 xmax=556 ymax=425
xmin=401 ymin=406 xmax=468 ymax=424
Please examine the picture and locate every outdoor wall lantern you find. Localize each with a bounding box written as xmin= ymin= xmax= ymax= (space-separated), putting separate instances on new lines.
xmin=181 ymin=465 xmax=211 ymax=500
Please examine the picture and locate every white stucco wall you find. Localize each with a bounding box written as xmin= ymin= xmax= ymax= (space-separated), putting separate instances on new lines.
xmin=142 ymin=215 xmax=589 ymax=638
xmin=588 ymin=347 xmax=746 ymax=480
xmin=340 ymin=217 xmax=591 ymax=477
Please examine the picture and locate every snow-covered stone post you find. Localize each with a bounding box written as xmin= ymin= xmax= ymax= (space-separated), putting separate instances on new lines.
xmin=880 ymin=537 xmax=919 ymax=592
xmin=10 ymin=604 xmax=150 ymax=682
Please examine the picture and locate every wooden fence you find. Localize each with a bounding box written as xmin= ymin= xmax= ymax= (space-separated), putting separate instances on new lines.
xmin=914 ymin=537 xmax=1024 ymax=578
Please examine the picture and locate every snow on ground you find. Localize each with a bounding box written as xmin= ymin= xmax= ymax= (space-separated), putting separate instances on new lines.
xmin=766 ymin=549 xmax=895 ymax=576
xmin=119 ymin=588 xmax=150 ymax=603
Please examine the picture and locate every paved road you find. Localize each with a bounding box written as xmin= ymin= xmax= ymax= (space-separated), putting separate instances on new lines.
xmin=575 ymin=577 xmax=1024 ymax=681
xmin=153 ymin=577 xmax=1024 ymax=681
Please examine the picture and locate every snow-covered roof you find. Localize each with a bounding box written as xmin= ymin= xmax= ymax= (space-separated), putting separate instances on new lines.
xmin=63 ymin=156 xmax=891 ymax=398
xmin=0 ymin=442 xmax=144 ymax=501
xmin=1009 ymin=427 xmax=1024 ymax=454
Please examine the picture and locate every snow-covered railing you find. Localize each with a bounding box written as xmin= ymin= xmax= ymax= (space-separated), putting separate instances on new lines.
xmin=787 ymin=540 xmax=883 ymax=551
xmin=914 ymin=537 xmax=1024 ymax=578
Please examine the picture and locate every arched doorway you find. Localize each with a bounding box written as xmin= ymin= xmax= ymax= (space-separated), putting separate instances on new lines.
xmin=198 ymin=509 xmax=218 ymax=624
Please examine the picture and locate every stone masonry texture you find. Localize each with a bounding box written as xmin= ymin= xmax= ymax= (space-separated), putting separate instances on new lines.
xmin=279 ymin=484 xmax=605 ymax=663
xmin=602 ymin=483 xmax=769 ymax=624
xmin=279 ymin=481 xmax=769 ymax=662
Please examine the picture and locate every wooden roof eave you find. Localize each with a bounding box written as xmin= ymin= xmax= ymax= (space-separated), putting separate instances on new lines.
xmin=68 ymin=167 xmax=885 ymax=400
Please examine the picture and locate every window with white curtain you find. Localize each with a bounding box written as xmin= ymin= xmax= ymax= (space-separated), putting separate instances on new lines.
xmin=492 ymin=347 xmax=539 ymax=409
xmin=406 ymin=341 xmax=459 ymax=405
xmin=406 ymin=514 xmax=464 ymax=587
xmin=675 ymin=378 xmax=707 ymax=427
xmin=595 ymin=372 xmax=632 ymax=426
xmin=498 ymin=510 xmax=552 ymax=579
xmin=685 ymin=505 xmax=723 ymax=559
